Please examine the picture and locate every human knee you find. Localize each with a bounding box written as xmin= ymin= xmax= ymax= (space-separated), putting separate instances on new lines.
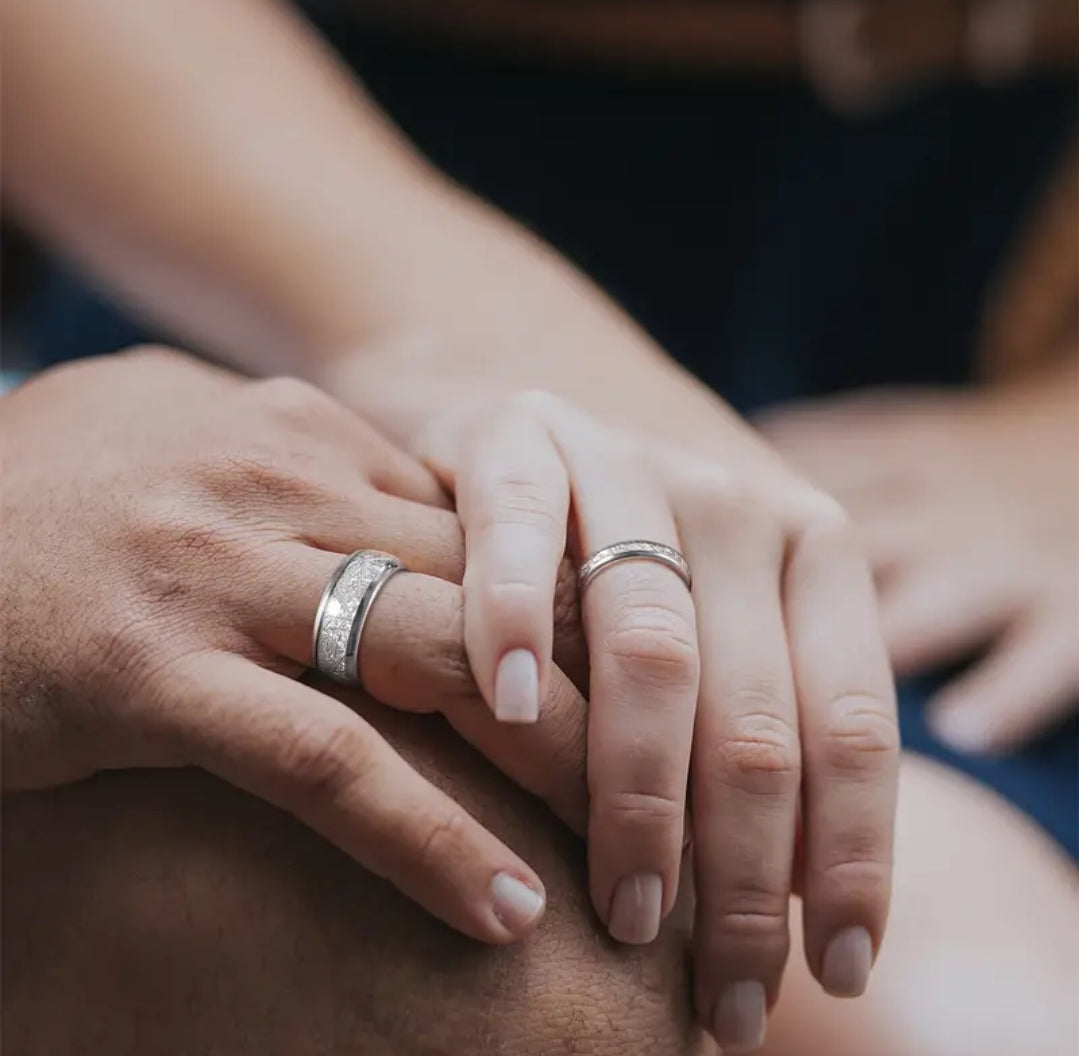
xmin=3 ymin=706 xmax=710 ymax=1056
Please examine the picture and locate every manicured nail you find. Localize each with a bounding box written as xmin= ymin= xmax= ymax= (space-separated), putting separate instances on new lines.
xmin=491 ymin=872 xmax=545 ymax=935
xmin=929 ymin=706 xmax=991 ymax=754
xmin=712 ymin=980 xmax=767 ymax=1053
xmin=608 ymin=873 xmax=663 ymax=945
xmin=822 ymin=926 xmax=874 ymax=997
xmin=494 ymin=649 xmax=539 ymax=723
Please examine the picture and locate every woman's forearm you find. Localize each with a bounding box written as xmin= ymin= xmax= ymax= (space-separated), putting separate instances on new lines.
xmin=2 ymin=0 xmax=762 ymax=458
xmin=2 ymin=0 xmax=447 ymax=371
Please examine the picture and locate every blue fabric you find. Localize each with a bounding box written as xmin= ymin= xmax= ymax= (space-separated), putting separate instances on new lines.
xmin=898 ymin=681 xmax=1078 ymax=858
xmin=19 ymin=26 xmax=1077 ymax=857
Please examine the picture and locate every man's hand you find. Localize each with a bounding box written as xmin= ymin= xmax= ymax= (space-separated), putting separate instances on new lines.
xmin=761 ymin=367 xmax=1079 ymax=754
xmin=1 ymin=347 xmax=596 ymax=946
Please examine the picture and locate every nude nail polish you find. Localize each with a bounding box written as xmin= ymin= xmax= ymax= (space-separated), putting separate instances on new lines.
xmin=494 ymin=649 xmax=539 ymax=723
xmin=491 ymin=872 xmax=545 ymax=935
xmin=712 ymin=980 xmax=767 ymax=1053
xmin=822 ymin=926 xmax=874 ymax=997
xmin=608 ymin=873 xmax=663 ymax=945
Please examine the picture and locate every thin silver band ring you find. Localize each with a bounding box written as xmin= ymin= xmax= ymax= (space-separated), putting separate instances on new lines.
xmin=312 ymin=550 xmax=407 ymax=686
xmin=578 ymin=540 xmax=692 ymax=594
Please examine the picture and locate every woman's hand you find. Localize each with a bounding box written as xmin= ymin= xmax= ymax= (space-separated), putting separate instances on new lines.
xmin=1 ymin=347 xmax=599 ymax=946
xmin=415 ymin=390 xmax=900 ymax=1050
xmin=761 ymin=368 xmax=1079 ymax=755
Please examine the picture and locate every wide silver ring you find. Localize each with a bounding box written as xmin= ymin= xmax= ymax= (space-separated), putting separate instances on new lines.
xmin=578 ymin=540 xmax=692 ymax=594
xmin=312 ymin=550 xmax=407 ymax=686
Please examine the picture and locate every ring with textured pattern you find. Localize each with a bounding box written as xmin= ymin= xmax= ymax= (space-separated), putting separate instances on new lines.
xmin=312 ymin=550 xmax=407 ymax=686
xmin=578 ymin=540 xmax=692 ymax=594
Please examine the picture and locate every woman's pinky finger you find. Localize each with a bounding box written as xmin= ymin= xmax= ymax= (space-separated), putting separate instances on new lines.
xmin=166 ymin=652 xmax=547 ymax=944
xmin=784 ymin=509 xmax=901 ymax=999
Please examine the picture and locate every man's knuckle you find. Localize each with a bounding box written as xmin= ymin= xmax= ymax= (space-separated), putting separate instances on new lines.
xmin=133 ymin=497 xmax=248 ymax=571
xmin=424 ymin=606 xmax=479 ymax=704
xmin=75 ymin=611 xmax=158 ymax=692
xmin=275 ymin=720 xmax=368 ymax=802
xmin=212 ymin=449 xmax=326 ymax=510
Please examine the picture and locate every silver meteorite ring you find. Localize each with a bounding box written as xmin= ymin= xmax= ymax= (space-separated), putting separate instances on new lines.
xmin=311 ymin=550 xmax=407 ymax=686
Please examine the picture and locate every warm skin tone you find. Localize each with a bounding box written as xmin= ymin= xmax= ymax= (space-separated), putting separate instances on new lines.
xmin=3 ymin=354 xmax=1076 ymax=1054
xmin=5 ymin=742 xmax=1077 ymax=1055
xmin=3 ymin=356 xmax=1076 ymax=1052
xmin=2 ymin=1 xmax=902 ymax=1047
xmin=0 ymin=346 xmax=897 ymax=1052
xmin=2 ymin=348 xmax=596 ymax=944
xmin=761 ymin=356 xmax=1079 ymax=754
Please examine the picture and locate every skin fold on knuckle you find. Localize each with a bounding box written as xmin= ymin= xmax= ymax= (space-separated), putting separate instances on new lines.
xmin=465 ymin=471 xmax=566 ymax=536
xmin=72 ymin=601 xmax=192 ymax=711
xmin=815 ymin=695 xmax=900 ymax=776
xmin=696 ymin=909 xmax=791 ymax=989
xmin=603 ymin=606 xmax=699 ymax=693
xmin=699 ymin=867 xmax=792 ymax=932
xmin=271 ymin=719 xmax=370 ymax=808
xmin=712 ymin=710 xmax=802 ymax=797
xmin=598 ymin=788 xmax=685 ymax=836
xmin=806 ymin=817 xmax=894 ymax=916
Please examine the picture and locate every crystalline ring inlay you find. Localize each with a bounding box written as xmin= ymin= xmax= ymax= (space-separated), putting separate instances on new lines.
xmin=312 ymin=550 xmax=407 ymax=686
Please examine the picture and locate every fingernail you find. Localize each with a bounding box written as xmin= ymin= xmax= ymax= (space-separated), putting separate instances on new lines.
xmin=608 ymin=873 xmax=663 ymax=945
xmin=928 ymin=707 xmax=991 ymax=754
xmin=822 ymin=926 xmax=874 ymax=998
xmin=494 ymin=649 xmax=539 ymax=723
xmin=491 ymin=872 xmax=545 ymax=935
xmin=712 ymin=980 xmax=767 ymax=1053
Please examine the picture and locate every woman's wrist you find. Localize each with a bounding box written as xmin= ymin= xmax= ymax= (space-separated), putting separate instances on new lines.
xmin=302 ymin=185 xmax=737 ymax=448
